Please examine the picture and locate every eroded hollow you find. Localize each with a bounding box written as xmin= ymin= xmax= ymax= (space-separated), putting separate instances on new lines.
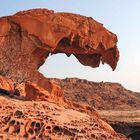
xmin=0 ymin=8 xmax=119 ymax=97
xmin=0 ymin=89 xmax=10 ymax=96
xmin=38 ymin=54 xmax=86 ymax=79
xmin=128 ymin=130 xmax=140 ymax=140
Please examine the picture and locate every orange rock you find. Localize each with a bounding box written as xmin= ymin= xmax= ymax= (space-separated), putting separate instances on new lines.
xmin=0 ymin=8 xmax=119 ymax=100
xmin=0 ymin=8 xmax=120 ymax=101
xmin=25 ymin=81 xmax=64 ymax=103
xmin=25 ymin=81 xmax=50 ymax=101
xmin=0 ymin=75 xmax=14 ymax=96
xmin=12 ymin=9 xmax=119 ymax=70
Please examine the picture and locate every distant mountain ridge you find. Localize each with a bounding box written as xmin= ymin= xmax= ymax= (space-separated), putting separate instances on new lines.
xmin=49 ymin=78 xmax=140 ymax=110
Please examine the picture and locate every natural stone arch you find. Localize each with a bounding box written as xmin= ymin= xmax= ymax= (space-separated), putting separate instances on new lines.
xmin=0 ymin=8 xmax=119 ymax=97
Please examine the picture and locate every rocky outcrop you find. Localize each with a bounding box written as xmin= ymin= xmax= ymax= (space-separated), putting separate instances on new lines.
xmin=0 ymin=75 xmax=99 ymax=117
xmin=0 ymin=75 xmax=64 ymax=105
xmin=50 ymin=78 xmax=140 ymax=110
xmin=0 ymin=8 xmax=119 ymax=92
xmin=0 ymin=95 xmax=127 ymax=140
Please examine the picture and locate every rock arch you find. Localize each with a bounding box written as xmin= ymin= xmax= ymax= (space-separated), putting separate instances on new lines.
xmin=0 ymin=8 xmax=119 ymax=99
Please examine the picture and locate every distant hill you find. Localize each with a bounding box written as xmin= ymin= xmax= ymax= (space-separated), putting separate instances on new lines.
xmin=49 ymin=78 xmax=140 ymax=110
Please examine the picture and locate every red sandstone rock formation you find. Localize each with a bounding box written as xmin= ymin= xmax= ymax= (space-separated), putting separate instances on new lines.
xmin=0 ymin=9 xmax=126 ymax=140
xmin=0 ymin=9 xmax=119 ymax=94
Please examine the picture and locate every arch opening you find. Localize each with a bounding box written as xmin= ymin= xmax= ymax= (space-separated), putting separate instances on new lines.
xmin=38 ymin=53 xmax=90 ymax=79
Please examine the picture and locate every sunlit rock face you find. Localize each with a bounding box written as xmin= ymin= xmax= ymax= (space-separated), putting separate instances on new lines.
xmin=0 ymin=9 xmax=119 ymax=85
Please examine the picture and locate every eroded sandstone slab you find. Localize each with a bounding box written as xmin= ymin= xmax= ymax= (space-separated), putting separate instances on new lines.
xmin=0 ymin=95 xmax=127 ymax=140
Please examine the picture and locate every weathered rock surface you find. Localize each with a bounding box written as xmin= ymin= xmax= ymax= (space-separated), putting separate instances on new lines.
xmin=0 ymin=75 xmax=100 ymax=117
xmin=0 ymin=95 xmax=127 ymax=140
xmin=0 ymin=8 xmax=119 ymax=89
xmin=50 ymin=78 xmax=140 ymax=110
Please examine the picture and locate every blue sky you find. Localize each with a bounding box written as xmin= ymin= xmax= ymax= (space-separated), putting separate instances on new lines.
xmin=1 ymin=0 xmax=140 ymax=91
